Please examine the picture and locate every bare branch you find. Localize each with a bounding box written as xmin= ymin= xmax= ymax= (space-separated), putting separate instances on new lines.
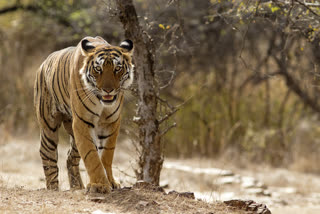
xmin=157 ymin=95 xmax=174 ymax=110
xmin=293 ymin=0 xmax=320 ymax=17
xmin=160 ymin=122 xmax=176 ymax=137
xmin=159 ymin=70 xmax=176 ymax=90
xmin=158 ymin=108 xmax=179 ymax=124
xmin=0 ymin=4 xmax=37 ymax=14
xmin=114 ymin=165 xmax=136 ymax=179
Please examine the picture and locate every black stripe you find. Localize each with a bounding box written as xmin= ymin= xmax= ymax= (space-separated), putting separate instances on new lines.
xmin=47 ymin=169 xmax=59 ymax=177
xmin=105 ymin=96 xmax=123 ymax=120
xmin=111 ymin=53 xmax=120 ymax=58
xmin=71 ymin=155 xmax=81 ymax=159
xmin=35 ymin=72 xmax=39 ymax=97
xmin=56 ymin=56 xmax=69 ymax=113
xmin=75 ymin=87 xmax=99 ymax=117
xmin=119 ymin=66 xmax=125 ymax=76
xmin=79 ymin=70 xmax=95 ymax=105
xmin=46 ymin=56 xmax=54 ymax=75
xmin=111 ymin=49 xmax=122 ymax=55
xmin=84 ymin=149 xmax=96 ymax=162
xmin=97 ymin=131 xmax=115 ymax=140
xmin=86 ymin=68 xmax=91 ymax=83
xmin=40 ymin=150 xmax=57 ymax=163
xmin=41 ymin=143 xmax=52 ymax=154
xmin=95 ymin=49 xmax=110 ymax=55
xmin=52 ymin=67 xmax=60 ymax=103
xmin=40 ymin=98 xmax=58 ymax=132
xmin=72 ymin=143 xmax=79 ymax=153
xmin=74 ymin=109 xmax=95 ymax=128
xmin=62 ymin=52 xmax=70 ymax=97
xmin=43 ymin=165 xmax=58 ymax=170
xmin=39 ymin=66 xmax=44 ymax=90
xmin=98 ymin=146 xmax=115 ymax=150
xmin=65 ymin=50 xmax=72 ymax=86
xmin=41 ymin=137 xmax=55 ymax=153
xmin=48 ymin=56 xmax=59 ymax=104
xmin=43 ymin=132 xmax=57 ymax=149
xmin=78 ymin=133 xmax=95 ymax=146
xmin=110 ymin=116 xmax=120 ymax=124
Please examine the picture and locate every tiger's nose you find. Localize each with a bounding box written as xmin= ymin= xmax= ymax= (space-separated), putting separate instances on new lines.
xmin=103 ymin=88 xmax=114 ymax=93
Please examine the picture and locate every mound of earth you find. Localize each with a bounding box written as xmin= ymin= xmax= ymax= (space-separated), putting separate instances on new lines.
xmin=0 ymin=182 xmax=270 ymax=214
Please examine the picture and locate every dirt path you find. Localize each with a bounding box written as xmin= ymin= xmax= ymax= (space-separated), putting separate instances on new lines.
xmin=1 ymin=138 xmax=319 ymax=213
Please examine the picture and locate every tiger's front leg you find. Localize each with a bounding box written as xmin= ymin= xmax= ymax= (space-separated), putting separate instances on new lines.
xmin=73 ymin=119 xmax=111 ymax=194
xmin=100 ymin=122 xmax=121 ymax=189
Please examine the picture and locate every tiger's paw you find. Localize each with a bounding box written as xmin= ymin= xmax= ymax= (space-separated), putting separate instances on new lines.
xmin=86 ymin=183 xmax=111 ymax=194
xmin=110 ymin=179 xmax=121 ymax=189
xmin=47 ymin=182 xmax=59 ymax=191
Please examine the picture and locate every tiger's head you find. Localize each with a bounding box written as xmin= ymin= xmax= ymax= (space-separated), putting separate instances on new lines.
xmin=79 ymin=36 xmax=134 ymax=106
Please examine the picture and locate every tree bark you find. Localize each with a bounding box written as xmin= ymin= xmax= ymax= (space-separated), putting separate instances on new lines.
xmin=116 ymin=0 xmax=163 ymax=185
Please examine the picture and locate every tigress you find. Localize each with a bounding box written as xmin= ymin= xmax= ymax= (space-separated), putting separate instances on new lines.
xmin=34 ymin=36 xmax=134 ymax=193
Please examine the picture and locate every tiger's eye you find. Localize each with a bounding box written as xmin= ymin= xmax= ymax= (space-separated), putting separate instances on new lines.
xmin=114 ymin=65 xmax=122 ymax=72
xmin=94 ymin=66 xmax=102 ymax=73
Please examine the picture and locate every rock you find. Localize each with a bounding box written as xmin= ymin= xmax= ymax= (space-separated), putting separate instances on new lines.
xmin=224 ymin=199 xmax=271 ymax=214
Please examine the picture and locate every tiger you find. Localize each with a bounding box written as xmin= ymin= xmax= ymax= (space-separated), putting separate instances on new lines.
xmin=34 ymin=36 xmax=134 ymax=193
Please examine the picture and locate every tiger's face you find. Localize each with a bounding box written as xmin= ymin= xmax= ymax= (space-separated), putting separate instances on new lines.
xmin=80 ymin=37 xmax=134 ymax=106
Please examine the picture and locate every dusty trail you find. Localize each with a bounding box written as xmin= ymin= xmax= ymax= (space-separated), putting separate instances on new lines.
xmin=1 ymin=138 xmax=320 ymax=213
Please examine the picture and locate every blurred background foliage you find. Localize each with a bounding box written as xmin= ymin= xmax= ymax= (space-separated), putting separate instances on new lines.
xmin=1 ymin=0 xmax=320 ymax=173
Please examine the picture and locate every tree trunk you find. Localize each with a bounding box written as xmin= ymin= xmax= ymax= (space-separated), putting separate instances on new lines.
xmin=116 ymin=0 xmax=163 ymax=185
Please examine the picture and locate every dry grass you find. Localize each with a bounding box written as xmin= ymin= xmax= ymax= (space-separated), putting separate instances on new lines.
xmin=0 ymin=186 xmax=245 ymax=214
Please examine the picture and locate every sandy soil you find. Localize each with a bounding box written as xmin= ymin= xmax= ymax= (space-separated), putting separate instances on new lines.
xmin=1 ymin=137 xmax=320 ymax=213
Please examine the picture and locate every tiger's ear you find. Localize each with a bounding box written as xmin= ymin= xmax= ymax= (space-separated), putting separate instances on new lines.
xmin=120 ymin=39 xmax=134 ymax=56
xmin=81 ymin=38 xmax=96 ymax=56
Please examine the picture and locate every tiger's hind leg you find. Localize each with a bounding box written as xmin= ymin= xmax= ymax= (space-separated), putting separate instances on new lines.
xmin=39 ymin=127 xmax=60 ymax=190
xmin=34 ymin=63 xmax=62 ymax=190
xmin=63 ymin=120 xmax=84 ymax=190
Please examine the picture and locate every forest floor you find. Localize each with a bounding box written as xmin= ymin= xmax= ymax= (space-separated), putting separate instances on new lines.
xmin=0 ymin=137 xmax=320 ymax=214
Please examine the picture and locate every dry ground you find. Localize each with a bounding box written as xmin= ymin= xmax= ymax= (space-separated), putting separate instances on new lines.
xmin=1 ymin=136 xmax=320 ymax=213
xmin=0 ymin=185 xmax=243 ymax=214
xmin=0 ymin=137 xmax=246 ymax=214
